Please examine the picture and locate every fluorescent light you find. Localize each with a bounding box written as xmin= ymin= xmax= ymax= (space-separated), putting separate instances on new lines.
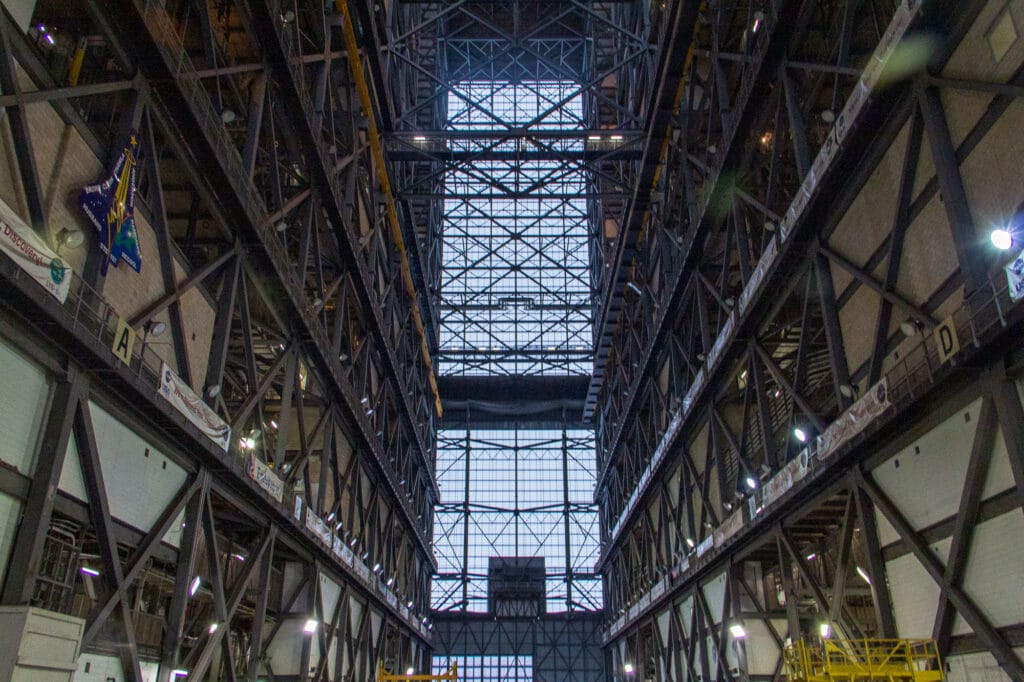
xmin=373 ymin=562 xmax=382 ymax=572
xmin=303 ymin=618 xmax=319 ymax=634
xmin=45 ymin=33 xmax=55 ymax=45
xmin=209 ymin=622 xmax=219 ymax=634
xmin=856 ymin=566 xmax=872 ymax=585
xmin=171 ymin=671 xmax=189 ymax=679
xmin=610 ymin=134 xmax=623 ymax=141
xmin=991 ymin=228 xmax=1013 ymax=250
xmin=745 ymin=476 xmax=757 ymax=490
xmin=413 ymin=136 xmax=426 ymax=141
xmin=588 ymin=135 xmax=601 ymax=141
xmin=80 ymin=566 xmax=100 ymax=577
xmin=189 ymin=576 xmax=202 ymax=597
xmin=819 ymin=622 xmax=831 ymax=639
xmin=387 ymin=577 xmax=395 ymax=587
xmin=231 ymin=553 xmax=246 ymax=562
xmin=793 ymin=427 xmax=808 ymax=443
xmin=624 ymin=662 xmax=635 ymax=675
xmin=729 ymin=623 xmax=747 ymax=639
xmin=626 ymin=281 xmax=642 ymax=295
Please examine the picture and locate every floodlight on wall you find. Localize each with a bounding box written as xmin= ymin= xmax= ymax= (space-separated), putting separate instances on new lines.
xmin=626 ymin=281 xmax=642 ymax=296
xmin=819 ymin=622 xmax=831 ymax=639
xmin=729 ymin=623 xmax=747 ymax=639
xmin=806 ymin=553 xmax=817 ymax=561
xmin=821 ymin=109 xmax=836 ymax=124
xmin=839 ymin=383 xmax=855 ymax=399
xmin=900 ymin=319 xmax=919 ymax=337
xmin=145 ymin=320 xmax=167 ymax=338
xmin=312 ymin=298 xmax=324 ymax=312
xmin=624 ymin=663 xmax=635 ymax=675
xmin=751 ymin=11 xmax=764 ymax=32
xmin=991 ymin=228 xmax=1013 ymax=251
xmin=171 ymin=671 xmax=189 ymax=679
xmin=221 ymin=109 xmax=237 ymax=124
xmin=303 ymin=619 xmax=319 ymax=634
xmin=406 ymin=668 xmax=415 ymax=676
xmin=275 ymin=221 xmax=288 ymax=233
xmin=745 ymin=476 xmax=757 ymax=490
xmin=209 ymin=622 xmax=219 ymax=634
xmin=685 ymin=537 xmax=695 ymax=549
xmin=281 ymin=9 xmax=295 ymax=22
xmin=206 ymin=383 xmax=222 ymax=398
xmin=793 ymin=427 xmax=808 ymax=443
xmin=57 ymin=227 xmax=85 ymax=249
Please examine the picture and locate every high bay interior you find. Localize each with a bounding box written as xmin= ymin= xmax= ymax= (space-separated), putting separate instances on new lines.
xmin=0 ymin=0 xmax=1023 ymax=681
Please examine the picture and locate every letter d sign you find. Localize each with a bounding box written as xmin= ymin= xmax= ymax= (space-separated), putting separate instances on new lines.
xmin=935 ymin=316 xmax=959 ymax=365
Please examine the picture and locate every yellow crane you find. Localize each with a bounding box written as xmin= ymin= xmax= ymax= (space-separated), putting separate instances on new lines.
xmin=784 ymin=639 xmax=944 ymax=682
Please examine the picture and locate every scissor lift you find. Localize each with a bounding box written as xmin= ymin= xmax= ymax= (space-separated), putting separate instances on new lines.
xmin=378 ymin=663 xmax=458 ymax=682
xmin=784 ymin=639 xmax=944 ymax=682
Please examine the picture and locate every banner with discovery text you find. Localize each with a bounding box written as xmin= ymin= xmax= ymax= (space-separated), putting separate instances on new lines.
xmin=0 ymin=198 xmax=71 ymax=303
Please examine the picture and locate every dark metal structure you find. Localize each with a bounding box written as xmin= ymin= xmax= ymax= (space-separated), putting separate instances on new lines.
xmin=2 ymin=0 xmax=1024 ymax=681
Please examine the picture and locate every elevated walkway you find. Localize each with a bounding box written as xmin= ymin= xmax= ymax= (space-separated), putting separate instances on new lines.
xmin=784 ymin=639 xmax=943 ymax=682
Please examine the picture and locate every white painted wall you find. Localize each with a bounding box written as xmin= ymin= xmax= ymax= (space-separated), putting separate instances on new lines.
xmin=0 ymin=336 xmax=50 ymax=475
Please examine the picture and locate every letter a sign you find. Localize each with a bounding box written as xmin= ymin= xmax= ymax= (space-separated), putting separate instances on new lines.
xmin=112 ymin=316 xmax=136 ymax=366
xmin=935 ymin=315 xmax=960 ymax=366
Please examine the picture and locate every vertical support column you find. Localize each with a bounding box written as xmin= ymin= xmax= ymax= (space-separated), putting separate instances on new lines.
xmin=0 ymin=367 xmax=85 ymax=605
xmin=852 ymin=483 xmax=897 ymax=637
xmin=781 ymin=65 xmax=811 ymax=180
xmin=814 ymin=250 xmax=853 ymax=411
xmin=562 ymin=425 xmax=574 ymax=611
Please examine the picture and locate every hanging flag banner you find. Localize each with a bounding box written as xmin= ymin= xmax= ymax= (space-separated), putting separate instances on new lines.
xmin=815 ymin=378 xmax=891 ymax=461
xmin=157 ymin=363 xmax=231 ymax=451
xmin=78 ymin=130 xmax=142 ymax=275
xmin=0 ymin=198 xmax=71 ymax=303
xmin=1005 ymin=249 xmax=1024 ymax=302
xmin=247 ymin=454 xmax=284 ymax=502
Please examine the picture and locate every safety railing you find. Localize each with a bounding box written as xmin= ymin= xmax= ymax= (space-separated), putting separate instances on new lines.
xmin=784 ymin=639 xmax=943 ymax=681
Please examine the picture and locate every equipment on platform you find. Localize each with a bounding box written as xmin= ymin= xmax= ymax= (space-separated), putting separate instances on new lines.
xmin=378 ymin=663 xmax=458 ymax=682
xmin=784 ymin=638 xmax=944 ymax=681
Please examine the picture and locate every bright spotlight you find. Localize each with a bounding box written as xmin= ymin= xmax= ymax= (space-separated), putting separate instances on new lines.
xmin=623 ymin=662 xmax=635 ymax=675
xmin=991 ymin=228 xmax=1013 ymax=250
xmin=793 ymin=427 xmax=808 ymax=443
xmin=303 ymin=618 xmax=319 ymax=634
xmin=729 ymin=623 xmax=747 ymax=639
xmin=745 ymin=476 xmax=757 ymax=490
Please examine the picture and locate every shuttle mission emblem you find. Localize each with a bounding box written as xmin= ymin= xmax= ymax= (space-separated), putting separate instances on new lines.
xmin=49 ymin=257 xmax=65 ymax=285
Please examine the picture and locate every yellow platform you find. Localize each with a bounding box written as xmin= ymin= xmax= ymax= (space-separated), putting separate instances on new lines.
xmin=784 ymin=639 xmax=943 ymax=682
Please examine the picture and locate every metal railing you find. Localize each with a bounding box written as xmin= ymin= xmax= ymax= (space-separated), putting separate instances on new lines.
xmin=784 ymin=639 xmax=944 ymax=681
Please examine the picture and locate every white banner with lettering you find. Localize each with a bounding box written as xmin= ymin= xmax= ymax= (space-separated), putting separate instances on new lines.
xmin=158 ymin=363 xmax=231 ymax=451
xmin=0 ymin=198 xmax=71 ymax=303
xmin=248 ymin=455 xmax=284 ymax=502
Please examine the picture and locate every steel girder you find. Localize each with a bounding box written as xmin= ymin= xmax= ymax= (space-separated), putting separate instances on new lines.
xmin=595 ymin=0 xmax=1024 ymax=678
xmin=0 ymin=0 xmax=452 ymax=679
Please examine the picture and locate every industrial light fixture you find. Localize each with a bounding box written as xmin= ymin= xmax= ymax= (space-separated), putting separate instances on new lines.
xmin=406 ymin=667 xmax=415 ymax=676
xmin=146 ymin=320 xmax=167 ymax=337
xmin=312 ymin=297 xmax=324 ymax=312
xmin=407 ymin=600 xmax=414 ymax=608
xmin=626 ymin=281 xmax=642 ymax=296
xmin=745 ymin=476 xmax=757 ymax=490
xmin=80 ymin=566 xmax=100 ymax=577
xmin=207 ymin=383 xmax=222 ymax=398
xmin=685 ymin=537 xmax=695 ymax=549
xmin=413 ymin=136 xmax=426 ymax=141
xmin=189 ymin=576 xmax=202 ymax=597
xmin=387 ymin=576 xmax=395 ymax=587
xmin=806 ymin=552 xmax=817 ymax=561
xmin=900 ymin=319 xmax=918 ymax=337
xmin=588 ymin=135 xmax=601 ymax=141
xmin=275 ymin=221 xmax=288 ymax=233
xmin=839 ymin=383 xmax=855 ymax=399
xmin=991 ymin=228 xmax=1013 ymax=250
xmin=793 ymin=427 xmax=808 ymax=443
xmin=221 ymin=108 xmax=237 ymax=124
xmin=624 ymin=662 xmax=635 ymax=675
xmin=208 ymin=622 xmax=219 ymax=634
xmin=764 ymin=221 xmax=776 ymax=232
xmin=821 ymin=109 xmax=836 ymax=124
xmin=171 ymin=671 xmax=189 ymax=679
xmin=281 ymin=9 xmax=295 ymax=22
xmin=819 ymin=622 xmax=831 ymax=639
xmin=707 ymin=144 xmax=718 ymax=154
xmin=231 ymin=553 xmax=246 ymax=562
xmin=856 ymin=565 xmax=872 ymax=585
xmin=57 ymin=227 xmax=85 ymax=249
xmin=303 ymin=618 xmax=319 ymax=634
xmin=751 ymin=11 xmax=764 ymax=32
xmin=373 ymin=562 xmax=382 ymax=572
xmin=729 ymin=623 xmax=747 ymax=639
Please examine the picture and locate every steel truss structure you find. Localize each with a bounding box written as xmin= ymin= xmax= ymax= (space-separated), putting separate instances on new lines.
xmin=590 ymin=0 xmax=1024 ymax=679
xmin=0 ymin=0 xmax=446 ymax=679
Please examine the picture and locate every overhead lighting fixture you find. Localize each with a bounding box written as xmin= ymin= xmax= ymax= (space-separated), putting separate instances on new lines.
xmin=208 ymin=622 xmax=219 ymax=634
xmin=626 ymin=281 xmax=643 ymax=295
xmin=387 ymin=577 xmax=395 ymax=587
xmin=312 ymin=298 xmax=324 ymax=312
xmin=373 ymin=562 xmax=382 ymax=572
xmin=231 ymin=553 xmax=246 ymax=562
xmin=147 ymin=320 xmax=167 ymax=337
xmin=171 ymin=671 xmax=189 ymax=679
xmin=588 ymin=135 xmax=601 ymax=141
xmin=281 ymin=9 xmax=295 ymax=22
xmin=751 ymin=11 xmax=764 ymax=32
xmin=806 ymin=553 xmax=817 ymax=561
xmin=207 ymin=383 xmax=222 ymax=398
xmin=406 ymin=667 xmax=415 ymax=676
xmin=189 ymin=576 xmax=202 ymax=597
xmin=729 ymin=623 xmax=747 ymax=639
xmin=80 ymin=566 xmax=100 ymax=577
xmin=856 ymin=566 xmax=872 ymax=585
xmin=839 ymin=384 xmax=854 ymax=399
xmin=685 ymin=537 xmax=695 ymax=549
xmin=745 ymin=476 xmax=757 ymax=490
xmin=793 ymin=427 xmax=808 ymax=443
xmin=221 ymin=109 xmax=237 ymax=124
xmin=275 ymin=221 xmax=288 ymax=233
xmin=900 ymin=320 xmax=918 ymax=337
xmin=991 ymin=228 xmax=1013 ymax=251
xmin=819 ymin=622 xmax=831 ymax=639
xmin=764 ymin=221 xmax=776 ymax=232
xmin=624 ymin=662 xmax=635 ymax=675
xmin=821 ymin=109 xmax=836 ymax=123
xmin=303 ymin=618 xmax=319 ymax=634
xmin=413 ymin=136 xmax=426 ymax=141
xmin=610 ymin=134 xmax=623 ymax=141
xmin=407 ymin=600 xmax=414 ymax=608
